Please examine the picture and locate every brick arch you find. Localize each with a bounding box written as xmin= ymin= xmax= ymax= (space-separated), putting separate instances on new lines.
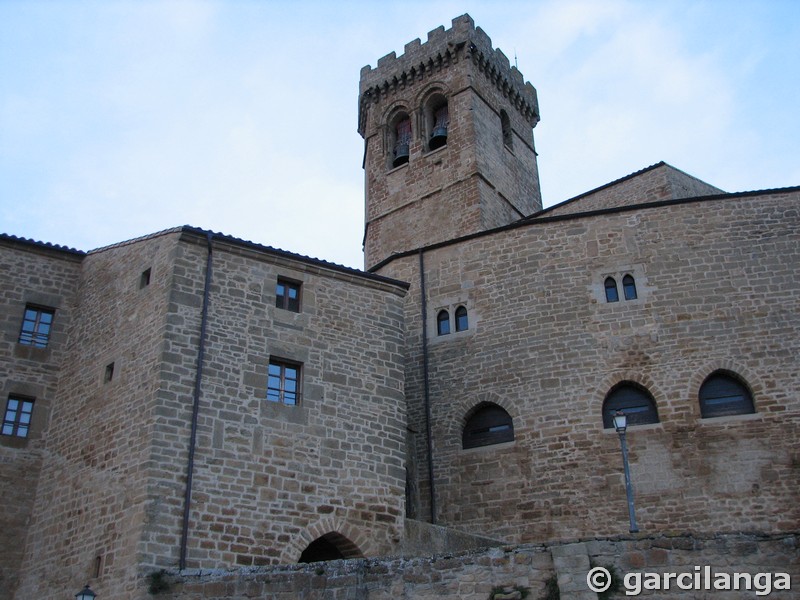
xmin=446 ymin=391 xmax=519 ymax=443
xmin=413 ymin=80 xmax=452 ymax=111
xmin=687 ymin=360 xmax=763 ymax=417
xmin=593 ymin=371 xmax=664 ymax=429
xmin=281 ymin=513 xmax=373 ymax=564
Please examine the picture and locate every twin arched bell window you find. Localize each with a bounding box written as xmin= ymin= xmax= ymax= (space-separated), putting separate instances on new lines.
xmin=386 ymin=94 xmax=450 ymax=169
xmin=605 ymin=274 xmax=637 ymax=302
xmin=437 ymin=306 xmax=468 ymax=336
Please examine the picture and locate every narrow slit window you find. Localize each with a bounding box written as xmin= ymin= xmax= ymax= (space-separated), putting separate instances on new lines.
xmin=501 ymin=110 xmax=513 ymax=148
xmin=140 ymin=268 xmax=152 ymax=288
xmin=104 ymin=362 xmax=115 ymax=383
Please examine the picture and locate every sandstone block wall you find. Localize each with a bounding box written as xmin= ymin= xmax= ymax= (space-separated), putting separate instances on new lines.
xmin=359 ymin=14 xmax=541 ymax=270
xmin=376 ymin=189 xmax=800 ymax=541
xmin=13 ymin=231 xmax=181 ymax=599
xmin=540 ymin=162 xmax=724 ymax=218
xmin=0 ymin=237 xmax=82 ymax=600
xmin=164 ymin=233 xmax=409 ymax=570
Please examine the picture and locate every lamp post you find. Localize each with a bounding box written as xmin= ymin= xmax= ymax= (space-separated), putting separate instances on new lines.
xmin=74 ymin=585 xmax=96 ymax=600
xmin=613 ymin=410 xmax=639 ymax=533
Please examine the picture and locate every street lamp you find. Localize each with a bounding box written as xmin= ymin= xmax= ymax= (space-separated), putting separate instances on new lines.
xmin=613 ymin=410 xmax=639 ymax=533
xmin=75 ymin=585 xmax=96 ymax=600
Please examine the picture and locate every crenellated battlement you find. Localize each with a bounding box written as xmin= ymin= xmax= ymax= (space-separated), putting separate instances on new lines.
xmin=358 ymin=14 xmax=539 ymax=135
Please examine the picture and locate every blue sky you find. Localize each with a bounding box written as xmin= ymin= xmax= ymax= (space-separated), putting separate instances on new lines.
xmin=1 ymin=0 xmax=798 ymax=269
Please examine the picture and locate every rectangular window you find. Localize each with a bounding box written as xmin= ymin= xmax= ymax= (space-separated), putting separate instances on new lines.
xmin=275 ymin=278 xmax=301 ymax=312
xmin=2 ymin=396 xmax=34 ymax=438
xmin=267 ymin=359 xmax=301 ymax=405
xmin=18 ymin=306 xmax=55 ymax=348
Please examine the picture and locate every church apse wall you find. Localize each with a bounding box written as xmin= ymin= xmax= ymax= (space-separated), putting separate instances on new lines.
xmin=381 ymin=189 xmax=800 ymax=542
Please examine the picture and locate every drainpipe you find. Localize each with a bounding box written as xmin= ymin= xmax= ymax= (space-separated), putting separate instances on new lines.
xmin=418 ymin=250 xmax=437 ymax=524
xmin=179 ymin=232 xmax=213 ymax=570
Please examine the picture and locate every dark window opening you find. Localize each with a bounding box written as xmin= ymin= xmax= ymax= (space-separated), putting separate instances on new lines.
xmin=462 ymin=403 xmax=514 ymax=449
xmin=104 ymin=362 xmax=115 ymax=383
xmin=602 ymin=383 xmax=659 ymax=428
xmin=429 ymin=103 xmax=449 ymax=150
xmin=18 ymin=305 xmax=54 ymax=348
xmin=501 ymin=109 xmax=513 ymax=148
xmin=699 ymin=372 xmax=755 ymax=418
xmin=276 ymin=278 xmax=301 ymax=312
xmin=623 ymin=274 xmax=638 ymax=300
xmin=393 ymin=116 xmax=412 ymax=167
xmin=267 ymin=359 xmax=301 ymax=405
xmin=604 ymin=277 xmax=619 ymax=303
xmin=2 ymin=396 xmax=34 ymax=438
xmin=455 ymin=306 xmax=469 ymax=332
xmin=298 ymin=532 xmax=363 ymax=563
xmin=140 ymin=268 xmax=152 ymax=288
xmin=437 ymin=310 xmax=450 ymax=336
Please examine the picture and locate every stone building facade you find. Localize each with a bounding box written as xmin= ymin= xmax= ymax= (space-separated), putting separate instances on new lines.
xmin=0 ymin=13 xmax=797 ymax=600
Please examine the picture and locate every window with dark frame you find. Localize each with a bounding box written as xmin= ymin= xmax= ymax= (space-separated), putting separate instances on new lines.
xmin=437 ymin=310 xmax=451 ymax=336
xmin=2 ymin=396 xmax=34 ymax=438
xmin=267 ymin=359 xmax=301 ymax=406
xmin=18 ymin=305 xmax=55 ymax=347
xmin=276 ymin=278 xmax=301 ymax=312
xmin=462 ymin=404 xmax=514 ymax=449
xmin=455 ymin=306 xmax=469 ymax=332
xmin=604 ymin=277 xmax=619 ymax=303
xmin=699 ymin=372 xmax=755 ymax=418
xmin=602 ymin=383 xmax=659 ymax=428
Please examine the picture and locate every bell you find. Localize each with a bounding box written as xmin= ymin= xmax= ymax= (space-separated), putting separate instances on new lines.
xmin=429 ymin=126 xmax=447 ymax=150
xmin=393 ymin=143 xmax=409 ymax=167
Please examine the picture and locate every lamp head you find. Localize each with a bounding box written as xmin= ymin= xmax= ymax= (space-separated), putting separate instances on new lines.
xmin=75 ymin=585 xmax=96 ymax=600
xmin=613 ymin=410 xmax=627 ymax=433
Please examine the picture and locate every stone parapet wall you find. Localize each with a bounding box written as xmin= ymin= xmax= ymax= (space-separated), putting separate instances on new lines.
xmin=150 ymin=532 xmax=798 ymax=599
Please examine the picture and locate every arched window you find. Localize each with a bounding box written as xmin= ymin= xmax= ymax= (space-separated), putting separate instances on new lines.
xmin=602 ymin=383 xmax=659 ymax=429
xmin=298 ymin=532 xmax=363 ymax=563
xmin=500 ymin=109 xmax=513 ymax=148
xmin=462 ymin=403 xmax=514 ymax=449
xmin=423 ymin=92 xmax=449 ymax=151
xmin=699 ymin=372 xmax=755 ymax=418
xmin=437 ymin=310 xmax=451 ymax=335
xmin=622 ymin=274 xmax=638 ymax=300
xmin=455 ymin=306 xmax=468 ymax=332
xmin=604 ymin=277 xmax=619 ymax=303
xmin=391 ymin=115 xmax=412 ymax=168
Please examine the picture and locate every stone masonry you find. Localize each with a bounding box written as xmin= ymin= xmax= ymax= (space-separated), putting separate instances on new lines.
xmin=1 ymin=12 xmax=798 ymax=600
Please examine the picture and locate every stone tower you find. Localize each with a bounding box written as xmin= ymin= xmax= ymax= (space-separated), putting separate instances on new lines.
xmin=358 ymin=14 xmax=542 ymax=270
